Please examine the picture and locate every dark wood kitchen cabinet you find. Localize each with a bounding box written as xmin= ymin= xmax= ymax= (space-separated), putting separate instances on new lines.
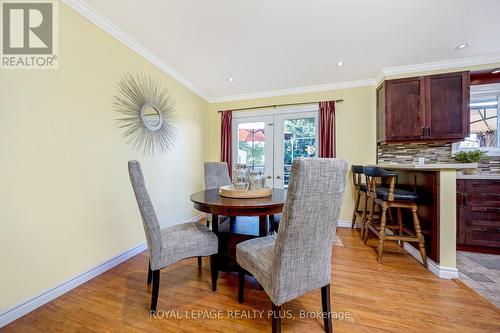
xmin=377 ymin=71 xmax=470 ymax=143
xmin=457 ymin=179 xmax=500 ymax=254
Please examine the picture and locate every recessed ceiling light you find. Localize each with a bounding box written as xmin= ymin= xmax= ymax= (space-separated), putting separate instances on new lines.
xmin=336 ymin=61 xmax=344 ymax=67
xmin=492 ymin=69 xmax=500 ymax=74
xmin=227 ymin=77 xmax=233 ymax=82
xmin=455 ymin=42 xmax=472 ymax=50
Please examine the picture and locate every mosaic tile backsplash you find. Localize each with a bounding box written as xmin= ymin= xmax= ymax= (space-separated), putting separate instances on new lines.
xmin=377 ymin=142 xmax=500 ymax=174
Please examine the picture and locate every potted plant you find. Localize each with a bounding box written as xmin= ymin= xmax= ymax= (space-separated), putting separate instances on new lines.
xmin=454 ymin=149 xmax=486 ymax=175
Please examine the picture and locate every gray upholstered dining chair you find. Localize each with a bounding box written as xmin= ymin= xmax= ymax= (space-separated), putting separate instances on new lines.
xmin=204 ymin=161 xmax=232 ymax=190
xmin=199 ymin=162 xmax=232 ymax=267
xmin=128 ymin=160 xmax=219 ymax=313
xmin=203 ymin=162 xmax=232 ymax=225
xmin=236 ymin=158 xmax=348 ymax=333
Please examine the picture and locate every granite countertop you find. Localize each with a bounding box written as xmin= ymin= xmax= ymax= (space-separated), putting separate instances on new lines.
xmin=375 ymin=163 xmax=478 ymax=170
xmin=456 ymin=172 xmax=500 ymax=180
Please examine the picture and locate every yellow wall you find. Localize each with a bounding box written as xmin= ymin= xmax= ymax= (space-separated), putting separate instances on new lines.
xmin=0 ymin=2 xmax=209 ymax=310
xmin=207 ymin=86 xmax=377 ymax=222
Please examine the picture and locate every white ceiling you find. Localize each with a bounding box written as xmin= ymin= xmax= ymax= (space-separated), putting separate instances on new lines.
xmin=75 ymin=0 xmax=500 ymax=101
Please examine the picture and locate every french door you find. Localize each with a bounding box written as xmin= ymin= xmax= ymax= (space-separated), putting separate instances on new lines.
xmin=232 ymin=107 xmax=318 ymax=189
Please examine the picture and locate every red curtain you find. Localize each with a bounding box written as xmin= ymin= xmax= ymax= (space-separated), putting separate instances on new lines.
xmin=220 ymin=110 xmax=233 ymax=176
xmin=318 ymin=101 xmax=336 ymax=158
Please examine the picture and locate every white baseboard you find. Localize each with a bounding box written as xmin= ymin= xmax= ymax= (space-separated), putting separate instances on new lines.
xmin=0 ymin=214 xmax=205 ymax=328
xmin=337 ymin=220 xmax=360 ymax=229
xmin=403 ymin=242 xmax=458 ymax=279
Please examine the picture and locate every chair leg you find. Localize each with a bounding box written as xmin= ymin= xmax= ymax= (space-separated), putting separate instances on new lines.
xmin=271 ymin=303 xmax=281 ymax=333
xmin=147 ymin=260 xmax=152 ymax=285
xmin=197 ymin=256 xmax=202 ymax=268
xmin=377 ymin=206 xmax=387 ymax=264
xmin=351 ymin=192 xmax=360 ymax=228
xmin=210 ymin=254 xmax=218 ymax=291
xmin=397 ymin=207 xmax=404 ymax=247
xmin=238 ymin=269 xmax=245 ymax=303
xmin=360 ymin=195 xmax=368 ymax=240
xmin=150 ymin=270 xmax=160 ymax=313
xmin=321 ymin=284 xmax=333 ymax=333
xmin=363 ymin=198 xmax=375 ymax=244
xmin=412 ymin=207 xmax=428 ymax=268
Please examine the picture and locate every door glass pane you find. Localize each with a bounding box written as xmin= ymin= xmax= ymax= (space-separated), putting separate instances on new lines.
xmin=283 ymin=118 xmax=316 ymax=187
xmin=237 ymin=122 xmax=266 ymax=172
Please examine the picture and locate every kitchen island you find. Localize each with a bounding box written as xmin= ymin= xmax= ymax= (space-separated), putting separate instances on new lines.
xmin=373 ymin=163 xmax=477 ymax=278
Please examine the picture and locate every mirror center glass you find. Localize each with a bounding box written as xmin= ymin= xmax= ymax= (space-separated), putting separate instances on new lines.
xmin=141 ymin=104 xmax=163 ymax=131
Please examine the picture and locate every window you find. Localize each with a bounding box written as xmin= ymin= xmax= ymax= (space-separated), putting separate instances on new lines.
xmin=455 ymin=84 xmax=500 ymax=156
xmin=236 ymin=121 xmax=266 ymax=172
xmin=283 ymin=117 xmax=316 ymax=186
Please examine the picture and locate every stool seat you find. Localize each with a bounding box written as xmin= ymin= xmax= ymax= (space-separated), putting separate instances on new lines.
xmin=375 ymin=187 xmax=420 ymax=202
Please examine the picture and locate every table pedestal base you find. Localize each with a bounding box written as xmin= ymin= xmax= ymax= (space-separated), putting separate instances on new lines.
xmin=212 ymin=215 xmax=270 ymax=272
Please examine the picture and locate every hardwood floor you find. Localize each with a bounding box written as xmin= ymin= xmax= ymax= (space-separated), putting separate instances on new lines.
xmin=3 ymin=228 xmax=500 ymax=332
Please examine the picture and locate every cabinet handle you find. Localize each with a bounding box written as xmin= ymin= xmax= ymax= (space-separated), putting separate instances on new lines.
xmin=479 ymin=207 xmax=500 ymax=212
xmin=421 ymin=127 xmax=425 ymax=136
xmin=428 ymin=127 xmax=431 ymax=136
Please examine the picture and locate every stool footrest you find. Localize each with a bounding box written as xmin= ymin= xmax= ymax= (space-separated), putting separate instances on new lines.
xmin=366 ymin=225 xmax=419 ymax=243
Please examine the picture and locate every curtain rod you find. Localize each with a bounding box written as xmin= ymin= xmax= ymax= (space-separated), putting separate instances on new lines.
xmin=217 ymin=99 xmax=344 ymax=113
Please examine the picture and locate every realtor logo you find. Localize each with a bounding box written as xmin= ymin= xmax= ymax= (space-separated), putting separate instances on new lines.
xmin=1 ymin=0 xmax=58 ymax=69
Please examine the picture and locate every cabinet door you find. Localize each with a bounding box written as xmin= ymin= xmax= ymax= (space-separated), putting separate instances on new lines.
xmin=466 ymin=207 xmax=500 ymax=248
xmin=385 ymin=78 xmax=426 ymax=141
xmin=376 ymin=84 xmax=386 ymax=143
xmin=456 ymin=180 xmax=466 ymax=245
xmin=425 ymin=72 xmax=470 ymax=140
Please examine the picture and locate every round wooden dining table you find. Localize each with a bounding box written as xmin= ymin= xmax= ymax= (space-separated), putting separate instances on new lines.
xmin=190 ymin=188 xmax=286 ymax=272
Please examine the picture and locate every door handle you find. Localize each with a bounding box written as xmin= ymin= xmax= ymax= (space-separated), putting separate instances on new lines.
xmin=266 ymin=175 xmax=272 ymax=179
xmin=276 ymin=175 xmax=281 ymax=179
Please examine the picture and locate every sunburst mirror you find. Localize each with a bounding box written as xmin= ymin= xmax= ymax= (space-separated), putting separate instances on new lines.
xmin=113 ymin=73 xmax=177 ymax=155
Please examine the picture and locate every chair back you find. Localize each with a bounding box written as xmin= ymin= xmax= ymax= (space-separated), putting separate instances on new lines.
xmin=128 ymin=160 xmax=162 ymax=267
xmin=351 ymin=165 xmax=364 ymax=190
xmin=363 ymin=166 xmax=397 ymax=201
xmin=271 ymin=158 xmax=347 ymax=304
xmin=204 ymin=162 xmax=232 ymax=190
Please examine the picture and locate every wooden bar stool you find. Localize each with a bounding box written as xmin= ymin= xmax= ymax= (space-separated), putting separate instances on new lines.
xmin=351 ymin=165 xmax=368 ymax=238
xmin=362 ymin=166 xmax=428 ymax=268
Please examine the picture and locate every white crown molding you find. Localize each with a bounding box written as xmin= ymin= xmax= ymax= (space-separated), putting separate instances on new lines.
xmin=374 ymin=71 xmax=386 ymax=87
xmin=383 ymin=53 xmax=500 ymax=78
xmin=0 ymin=214 xmax=205 ymax=328
xmin=404 ymin=242 xmax=459 ymax=279
xmin=61 ymin=0 xmax=211 ymax=101
xmin=208 ymin=79 xmax=377 ymax=103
